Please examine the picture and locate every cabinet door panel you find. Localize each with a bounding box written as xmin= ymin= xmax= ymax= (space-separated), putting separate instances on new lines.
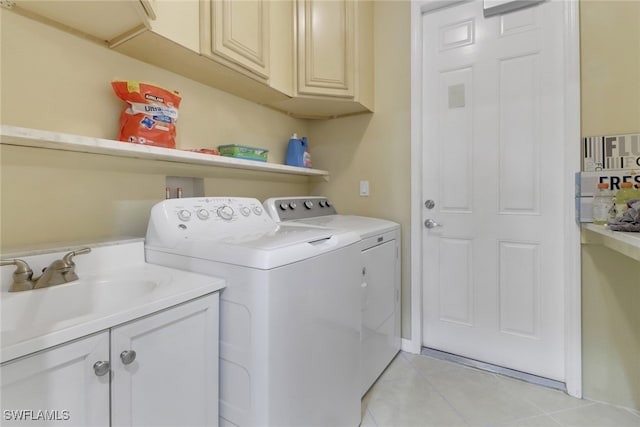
xmin=110 ymin=294 xmax=219 ymax=427
xmin=1 ymin=332 xmax=110 ymax=427
xmin=202 ymin=0 xmax=270 ymax=79
xmin=298 ymin=0 xmax=354 ymax=97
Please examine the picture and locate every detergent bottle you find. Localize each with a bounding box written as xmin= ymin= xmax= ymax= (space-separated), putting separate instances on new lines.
xmin=286 ymin=133 xmax=312 ymax=168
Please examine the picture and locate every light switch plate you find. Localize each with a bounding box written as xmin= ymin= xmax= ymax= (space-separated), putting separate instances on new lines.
xmin=359 ymin=180 xmax=369 ymax=197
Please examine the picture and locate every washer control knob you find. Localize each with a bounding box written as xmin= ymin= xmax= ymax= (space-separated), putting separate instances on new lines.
xmin=279 ymin=202 xmax=289 ymax=210
xmin=319 ymin=200 xmax=326 ymax=208
xmin=240 ymin=207 xmax=251 ymax=217
xmin=289 ymin=202 xmax=297 ymax=210
xmin=252 ymin=206 xmax=263 ymax=216
xmin=177 ymin=209 xmax=192 ymax=221
xmin=325 ymin=200 xmax=331 ymax=207
xmin=196 ymin=209 xmax=210 ymax=220
xmin=304 ymin=200 xmax=314 ymax=209
xmin=217 ymin=205 xmax=234 ymax=220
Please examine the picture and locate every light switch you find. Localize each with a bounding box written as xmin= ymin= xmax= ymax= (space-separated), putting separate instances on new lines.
xmin=360 ymin=180 xmax=370 ymax=197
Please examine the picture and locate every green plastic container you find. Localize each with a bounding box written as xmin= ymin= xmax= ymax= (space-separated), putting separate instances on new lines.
xmin=217 ymin=144 xmax=269 ymax=162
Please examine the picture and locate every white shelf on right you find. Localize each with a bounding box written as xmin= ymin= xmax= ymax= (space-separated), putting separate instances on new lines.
xmin=581 ymin=223 xmax=640 ymax=263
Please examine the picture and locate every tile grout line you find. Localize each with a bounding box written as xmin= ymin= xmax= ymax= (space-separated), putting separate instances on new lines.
xmin=489 ymin=371 xmax=589 ymax=419
xmin=365 ymin=406 xmax=380 ymax=427
xmin=367 ymin=352 xmax=640 ymax=427
xmin=399 ymin=352 xmax=473 ymax=427
xmin=408 ymin=354 xmax=568 ymax=427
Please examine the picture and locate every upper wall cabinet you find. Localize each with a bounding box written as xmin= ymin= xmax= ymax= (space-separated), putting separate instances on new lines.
xmin=299 ymin=0 xmax=354 ymax=98
xmin=9 ymin=0 xmax=156 ymax=44
xmin=112 ymin=0 xmax=292 ymax=105
xmin=196 ymin=0 xmax=294 ymax=97
xmin=200 ymin=0 xmax=270 ymax=81
xmin=6 ymin=0 xmax=372 ymax=119
xmin=266 ymin=0 xmax=374 ymax=118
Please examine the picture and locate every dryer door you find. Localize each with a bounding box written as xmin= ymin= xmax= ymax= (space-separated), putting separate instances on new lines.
xmin=361 ymin=239 xmax=400 ymax=395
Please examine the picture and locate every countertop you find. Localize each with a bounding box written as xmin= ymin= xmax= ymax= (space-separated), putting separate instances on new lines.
xmin=1 ymin=240 xmax=225 ymax=363
xmin=581 ymin=223 xmax=640 ymax=262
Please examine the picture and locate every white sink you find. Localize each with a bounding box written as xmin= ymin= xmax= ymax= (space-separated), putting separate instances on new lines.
xmin=1 ymin=275 xmax=162 ymax=332
xmin=0 ymin=241 xmax=225 ymax=363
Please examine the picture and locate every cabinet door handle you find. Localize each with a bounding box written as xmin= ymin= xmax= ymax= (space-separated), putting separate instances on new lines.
xmin=120 ymin=350 xmax=137 ymax=365
xmin=93 ymin=361 xmax=110 ymax=376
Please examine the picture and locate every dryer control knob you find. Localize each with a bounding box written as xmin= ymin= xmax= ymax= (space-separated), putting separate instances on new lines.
xmin=196 ymin=209 xmax=210 ymax=220
xmin=325 ymin=200 xmax=331 ymax=207
xmin=279 ymin=203 xmax=289 ymax=210
xmin=217 ymin=205 xmax=234 ymax=221
xmin=177 ymin=209 xmax=192 ymax=221
xmin=304 ymin=200 xmax=314 ymax=209
xmin=240 ymin=207 xmax=251 ymax=217
xmin=289 ymin=202 xmax=297 ymax=210
xmin=319 ymin=200 xmax=326 ymax=207
xmin=252 ymin=206 xmax=263 ymax=216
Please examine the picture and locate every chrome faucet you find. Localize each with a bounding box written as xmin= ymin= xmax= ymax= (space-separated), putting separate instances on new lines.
xmin=0 ymin=259 xmax=34 ymax=292
xmin=1 ymin=247 xmax=91 ymax=292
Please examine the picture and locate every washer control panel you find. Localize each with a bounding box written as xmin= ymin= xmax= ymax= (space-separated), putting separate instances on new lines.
xmin=147 ymin=197 xmax=274 ymax=242
xmin=264 ymin=197 xmax=337 ymax=222
xmin=170 ymin=198 xmax=265 ymax=222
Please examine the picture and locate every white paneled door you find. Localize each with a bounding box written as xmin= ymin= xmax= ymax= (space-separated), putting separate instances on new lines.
xmin=421 ymin=0 xmax=565 ymax=381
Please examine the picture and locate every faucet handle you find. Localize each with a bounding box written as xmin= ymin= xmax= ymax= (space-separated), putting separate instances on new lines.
xmin=61 ymin=247 xmax=91 ymax=282
xmin=62 ymin=247 xmax=92 ymax=267
xmin=1 ymin=259 xmax=34 ymax=292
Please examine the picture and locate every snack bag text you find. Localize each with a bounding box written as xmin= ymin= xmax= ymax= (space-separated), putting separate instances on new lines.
xmin=111 ymin=81 xmax=181 ymax=149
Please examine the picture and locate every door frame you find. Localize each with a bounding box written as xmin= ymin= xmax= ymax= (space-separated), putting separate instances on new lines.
xmin=407 ymin=0 xmax=582 ymax=398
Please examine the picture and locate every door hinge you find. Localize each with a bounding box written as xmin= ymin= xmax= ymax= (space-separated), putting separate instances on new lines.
xmin=0 ymin=0 xmax=16 ymax=9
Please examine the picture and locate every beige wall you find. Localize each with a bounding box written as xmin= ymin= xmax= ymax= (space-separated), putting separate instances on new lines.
xmin=579 ymin=0 xmax=640 ymax=411
xmin=310 ymin=1 xmax=412 ymax=337
xmin=580 ymin=0 xmax=640 ymax=137
xmin=0 ymin=9 xmax=311 ymax=249
xmin=581 ymin=245 xmax=640 ymax=410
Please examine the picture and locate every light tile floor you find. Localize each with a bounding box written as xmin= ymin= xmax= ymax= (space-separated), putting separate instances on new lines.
xmin=361 ymin=352 xmax=640 ymax=427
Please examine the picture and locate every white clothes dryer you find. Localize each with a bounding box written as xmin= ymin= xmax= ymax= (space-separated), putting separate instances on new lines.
xmin=263 ymin=196 xmax=401 ymax=396
xmin=145 ymin=197 xmax=363 ymax=427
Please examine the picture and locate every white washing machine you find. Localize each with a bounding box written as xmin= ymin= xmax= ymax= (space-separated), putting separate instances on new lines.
xmin=263 ymin=196 xmax=401 ymax=396
xmin=145 ymin=197 xmax=363 ymax=427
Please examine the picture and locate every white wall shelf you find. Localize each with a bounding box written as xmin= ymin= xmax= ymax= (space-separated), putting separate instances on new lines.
xmin=581 ymin=223 xmax=640 ymax=262
xmin=0 ymin=125 xmax=329 ymax=178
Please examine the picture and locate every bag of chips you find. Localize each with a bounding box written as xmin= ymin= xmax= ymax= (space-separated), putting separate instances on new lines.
xmin=111 ymin=80 xmax=181 ymax=149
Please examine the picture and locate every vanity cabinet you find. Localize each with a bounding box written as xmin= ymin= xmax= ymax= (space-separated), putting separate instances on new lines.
xmin=0 ymin=293 xmax=219 ymax=427
xmin=1 ymin=333 xmax=110 ymax=426
xmin=111 ymin=293 xmax=219 ymax=426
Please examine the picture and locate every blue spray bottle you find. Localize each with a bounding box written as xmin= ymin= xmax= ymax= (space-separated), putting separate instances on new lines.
xmin=286 ymin=133 xmax=312 ymax=168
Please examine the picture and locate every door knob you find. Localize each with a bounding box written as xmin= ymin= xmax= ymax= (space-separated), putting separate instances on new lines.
xmin=424 ymin=200 xmax=435 ymax=209
xmin=120 ymin=350 xmax=137 ymax=365
xmin=93 ymin=361 xmax=110 ymax=376
xmin=424 ymin=219 xmax=443 ymax=229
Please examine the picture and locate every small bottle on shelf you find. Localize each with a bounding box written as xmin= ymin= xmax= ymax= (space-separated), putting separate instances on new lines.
xmin=592 ymin=182 xmax=613 ymax=225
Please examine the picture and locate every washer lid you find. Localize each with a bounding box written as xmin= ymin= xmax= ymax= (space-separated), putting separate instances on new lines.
xmin=147 ymin=224 xmax=361 ymax=270
xmin=286 ymin=215 xmax=399 ymax=240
